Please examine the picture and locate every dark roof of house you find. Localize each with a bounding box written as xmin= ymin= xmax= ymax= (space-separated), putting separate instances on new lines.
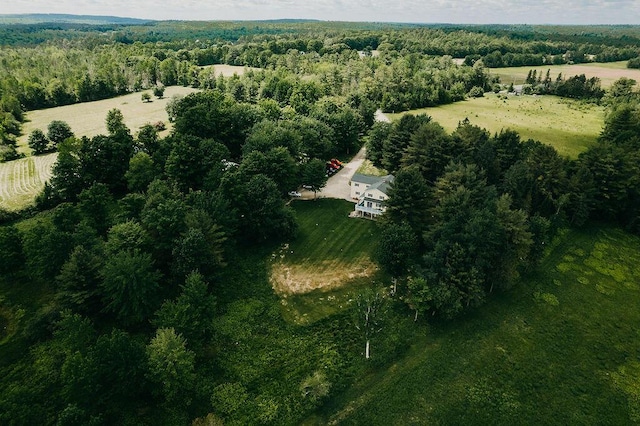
xmin=351 ymin=173 xmax=384 ymax=186
xmin=368 ymin=176 xmax=394 ymax=195
xmin=353 ymin=174 xmax=394 ymax=196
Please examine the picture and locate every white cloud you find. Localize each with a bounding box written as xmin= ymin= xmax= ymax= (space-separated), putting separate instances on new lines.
xmin=3 ymin=0 xmax=640 ymax=23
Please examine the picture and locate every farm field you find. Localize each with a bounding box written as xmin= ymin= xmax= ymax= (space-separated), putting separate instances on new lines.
xmin=489 ymin=60 xmax=640 ymax=88
xmin=0 ymin=153 xmax=57 ymax=211
xmin=16 ymin=85 xmax=200 ymax=154
xmin=315 ymin=226 xmax=640 ymax=424
xmin=389 ymin=93 xmax=606 ymax=159
xmin=270 ymin=199 xmax=382 ymax=324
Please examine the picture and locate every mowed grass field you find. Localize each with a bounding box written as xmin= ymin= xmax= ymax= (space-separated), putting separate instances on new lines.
xmin=317 ymin=226 xmax=640 ymax=424
xmin=0 ymin=153 xmax=57 ymax=211
xmin=16 ymin=85 xmax=200 ymax=154
xmin=490 ymin=60 xmax=640 ymax=88
xmin=389 ymin=93 xmax=605 ymax=158
xmin=270 ymin=199 xmax=382 ymax=324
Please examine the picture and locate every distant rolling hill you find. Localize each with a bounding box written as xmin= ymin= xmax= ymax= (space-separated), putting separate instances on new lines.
xmin=0 ymin=13 xmax=152 ymax=25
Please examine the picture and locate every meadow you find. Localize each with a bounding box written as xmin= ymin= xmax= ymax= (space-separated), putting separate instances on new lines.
xmin=270 ymin=199 xmax=383 ymax=324
xmin=313 ymin=226 xmax=640 ymax=424
xmin=489 ymin=60 xmax=640 ymax=88
xmin=389 ymin=93 xmax=606 ymax=159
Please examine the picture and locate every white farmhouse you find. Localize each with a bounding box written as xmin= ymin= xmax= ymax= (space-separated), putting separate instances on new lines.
xmin=350 ymin=173 xmax=394 ymax=219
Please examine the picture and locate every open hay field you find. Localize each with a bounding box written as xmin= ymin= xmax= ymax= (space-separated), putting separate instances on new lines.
xmin=17 ymin=85 xmax=200 ymax=154
xmin=489 ymin=60 xmax=640 ymax=88
xmin=317 ymin=226 xmax=640 ymax=424
xmin=0 ymin=153 xmax=57 ymax=211
xmin=4 ymin=86 xmax=199 ymax=209
xmin=270 ymin=199 xmax=382 ymax=324
xmin=200 ymin=64 xmax=261 ymax=76
xmin=389 ymin=93 xmax=605 ymax=159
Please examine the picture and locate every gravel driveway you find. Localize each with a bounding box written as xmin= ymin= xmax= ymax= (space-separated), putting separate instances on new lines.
xmin=299 ymin=110 xmax=389 ymax=201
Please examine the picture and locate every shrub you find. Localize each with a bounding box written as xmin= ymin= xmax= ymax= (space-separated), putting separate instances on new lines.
xmin=627 ymin=57 xmax=640 ymax=69
xmin=154 ymin=121 xmax=166 ymax=131
xmin=468 ymin=86 xmax=485 ymax=98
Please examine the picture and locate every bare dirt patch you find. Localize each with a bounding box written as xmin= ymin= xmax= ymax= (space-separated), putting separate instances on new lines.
xmin=270 ymin=259 xmax=378 ymax=296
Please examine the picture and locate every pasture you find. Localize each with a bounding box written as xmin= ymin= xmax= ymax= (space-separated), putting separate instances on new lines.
xmin=489 ymin=60 xmax=640 ymax=88
xmin=270 ymin=199 xmax=382 ymax=324
xmin=316 ymin=226 xmax=640 ymax=424
xmin=389 ymin=93 xmax=605 ymax=158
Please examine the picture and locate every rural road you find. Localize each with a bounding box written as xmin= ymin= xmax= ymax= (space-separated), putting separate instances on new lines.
xmin=300 ymin=110 xmax=390 ymax=201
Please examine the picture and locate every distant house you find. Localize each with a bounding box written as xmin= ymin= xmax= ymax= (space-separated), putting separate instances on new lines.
xmin=350 ymin=173 xmax=394 ymax=219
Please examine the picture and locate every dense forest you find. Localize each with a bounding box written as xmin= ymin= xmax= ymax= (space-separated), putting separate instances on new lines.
xmin=1 ymin=17 xmax=640 ymax=425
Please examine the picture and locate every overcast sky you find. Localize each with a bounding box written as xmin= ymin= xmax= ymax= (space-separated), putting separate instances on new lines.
xmin=4 ymin=0 xmax=640 ymax=25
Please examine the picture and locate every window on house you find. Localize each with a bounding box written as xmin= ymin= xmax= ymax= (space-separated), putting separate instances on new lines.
xmin=367 ymin=201 xmax=372 ymax=208
xmin=354 ymin=183 xmax=359 ymax=187
xmin=355 ymin=191 xmax=360 ymax=195
xmin=367 ymin=193 xmax=373 ymax=197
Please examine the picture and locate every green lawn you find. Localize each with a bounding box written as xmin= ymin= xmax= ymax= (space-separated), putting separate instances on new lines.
xmin=314 ymin=226 xmax=640 ymax=424
xmin=271 ymin=199 xmax=383 ymax=324
xmin=389 ymin=93 xmax=605 ymax=159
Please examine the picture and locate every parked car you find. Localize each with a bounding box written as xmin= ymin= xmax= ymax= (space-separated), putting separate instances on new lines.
xmin=288 ymin=191 xmax=302 ymax=197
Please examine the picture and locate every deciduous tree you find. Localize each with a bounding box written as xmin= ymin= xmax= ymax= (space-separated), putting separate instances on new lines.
xmin=28 ymin=129 xmax=49 ymax=154
xmin=47 ymin=120 xmax=74 ymax=148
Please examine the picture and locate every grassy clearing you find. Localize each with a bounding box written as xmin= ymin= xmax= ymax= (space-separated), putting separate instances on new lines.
xmin=270 ymin=199 xmax=382 ymax=324
xmin=17 ymin=85 xmax=200 ymax=154
xmin=355 ymin=159 xmax=388 ymax=177
xmin=489 ymin=60 xmax=640 ymax=88
xmin=389 ymin=93 xmax=605 ymax=159
xmin=315 ymin=226 xmax=640 ymax=424
xmin=0 ymin=153 xmax=57 ymax=211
